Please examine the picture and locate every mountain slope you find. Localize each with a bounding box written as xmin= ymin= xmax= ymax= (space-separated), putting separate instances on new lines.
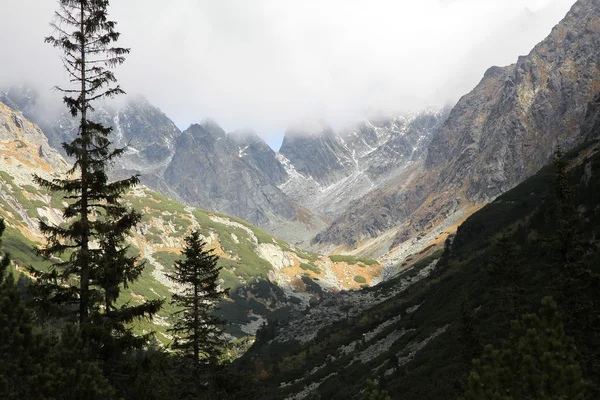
xmin=164 ymin=121 xmax=295 ymax=226
xmin=239 ymin=133 xmax=600 ymax=399
xmin=314 ymin=0 xmax=600 ymax=257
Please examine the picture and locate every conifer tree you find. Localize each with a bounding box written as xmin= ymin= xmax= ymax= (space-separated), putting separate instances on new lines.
xmin=168 ymin=230 xmax=228 ymax=379
xmin=452 ymin=291 xmax=482 ymax=396
xmin=551 ymin=147 xmax=580 ymax=266
xmin=27 ymin=0 xmax=161 ymax=352
xmin=462 ymin=297 xmax=586 ymax=400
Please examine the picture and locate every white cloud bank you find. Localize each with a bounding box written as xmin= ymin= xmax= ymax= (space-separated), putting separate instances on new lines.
xmin=0 ymin=0 xmax=576 ymax=145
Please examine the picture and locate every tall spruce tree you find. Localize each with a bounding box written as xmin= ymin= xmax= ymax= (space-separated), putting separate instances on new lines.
xmin=28 ymin=0 xmax=161 ymax=352
xmin=168 ymin=230 xmax=228 ymax=379
xmin=452 ymin=291 xmax=482 ymax=396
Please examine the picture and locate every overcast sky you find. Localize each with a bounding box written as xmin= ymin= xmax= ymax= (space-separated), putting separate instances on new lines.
xmin=1 ymin=0 xmax=576 ymax=150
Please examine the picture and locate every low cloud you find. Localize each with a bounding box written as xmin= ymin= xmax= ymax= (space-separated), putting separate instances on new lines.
xmin=1 ymin=0 xmax=576 ymax=143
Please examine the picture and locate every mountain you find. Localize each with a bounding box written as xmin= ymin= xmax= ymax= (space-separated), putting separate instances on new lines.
xmin=0 ymin=88 xmax=180 ymax=172
xmin=0 ymin=88 xmax=183 ymax=196
xmin=1 ymin=85 xmax=450 ymax=247
xmin=0 ymin=101 xmax=380 ymax=341
xmin=0 ymin=88 xmax=331 ymax=243
xmin=278 ymin=109 xmax=447 ymax=220
xmin=238 ymin=128 xmax=600 ymax=399
xmin=164 ymin=122 xmax=293 ymax=226
xmin=314 ymin=0 xmax=600 ymax=258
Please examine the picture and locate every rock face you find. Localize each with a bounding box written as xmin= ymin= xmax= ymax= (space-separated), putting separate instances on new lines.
xmin=428 ymin=0 xmax=600 ymax=202
xmin=0 ymin=100 xmax=67 ymax=182
xmin=582 ymin=92 xmax=600 ymax=141
xmin=164 ymin=121 xmax=296 ymax=226
xmin=314 ymin=0 xmax=600 ymax=249
xmin=280 ymin=122 xmax=355 ymax=187
xmin=278 ymin=109 xmax=447 ymax=220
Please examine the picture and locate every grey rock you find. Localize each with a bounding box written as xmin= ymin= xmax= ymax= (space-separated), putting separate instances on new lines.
xmin=164 ymin=122 xmax=297 ymax=225
xmin=278 ymin=109 xmax=447 ymax=221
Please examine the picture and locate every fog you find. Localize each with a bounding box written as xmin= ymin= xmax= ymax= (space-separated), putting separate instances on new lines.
xmin=0 ymin=0 xmax=576 ymax=149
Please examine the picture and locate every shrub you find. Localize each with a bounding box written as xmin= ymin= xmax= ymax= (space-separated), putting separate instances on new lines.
xmin=356 ymin=257 xmax=379 ymax=266
xmin=300 ymin=262 xmax=321 ymax=274
xmin=330 ymin=255 xmax=357 ymax=264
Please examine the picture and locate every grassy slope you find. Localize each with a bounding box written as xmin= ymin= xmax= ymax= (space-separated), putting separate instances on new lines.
xmin=0 ymin=174 xmax=378 ymax=341
xmin=239 ymin=140 xmax=600 ymax=399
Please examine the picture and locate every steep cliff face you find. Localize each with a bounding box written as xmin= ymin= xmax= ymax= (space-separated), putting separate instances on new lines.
xmin=280 ymin=123 xmax=355 ymax=187
xmin=428 ymin=0 xmax=600 ymax=202
xmin=315 ymin=0 xmax=600 ymax=251
xmin=229 ymin=129 xmax=289 ymax=186
xmin=582 ymin=92 xmax=600 ymax=141
xmin=278 ymin=109 xmax=447 ymax=220
xmin=164 ymin=121 xmax=297 ymax=226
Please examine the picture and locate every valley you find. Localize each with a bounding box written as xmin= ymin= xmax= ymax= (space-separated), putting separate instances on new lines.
xmin=1 ymin=0 xmax=600 ymax=398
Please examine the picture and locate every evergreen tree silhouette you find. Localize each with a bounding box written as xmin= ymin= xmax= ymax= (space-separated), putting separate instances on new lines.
xmin=27 ymin=0 xmax=162 ymax=355
xmin=167 ymin=230 xmax=228 ymax=382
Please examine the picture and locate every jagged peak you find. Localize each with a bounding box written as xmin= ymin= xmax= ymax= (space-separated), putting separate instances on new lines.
xmin=186 ymin=118 xmax=226 ymax=139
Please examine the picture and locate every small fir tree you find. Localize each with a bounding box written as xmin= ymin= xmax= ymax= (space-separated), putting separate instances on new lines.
xmin=452 ymin=291 xmax=482 ymax=396
xmin=458 ymin=291 xmax=482 ymax=365
xmin=168 ymin=230 xmax=228 ymax=378
xmin=361 ymin=379 xmax=391 ymax=400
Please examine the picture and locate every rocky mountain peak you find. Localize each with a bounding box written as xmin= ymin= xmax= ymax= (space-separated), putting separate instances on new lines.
xmin=196 ymin=118 xmax=226 ymax=138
